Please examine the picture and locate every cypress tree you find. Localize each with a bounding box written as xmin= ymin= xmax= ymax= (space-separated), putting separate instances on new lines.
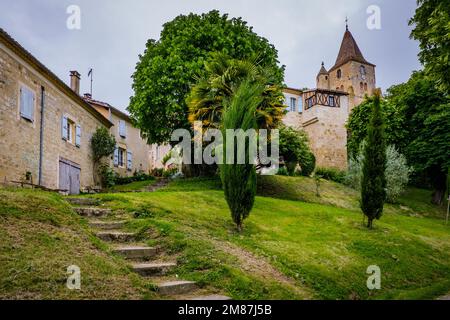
xmin=361 ymin=91 xmax=387 ymax=229
xmin=220 ymin=80 xmax=262 ymax=232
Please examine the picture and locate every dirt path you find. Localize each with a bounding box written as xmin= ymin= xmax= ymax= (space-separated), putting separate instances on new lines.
xmin=208 ymin=238 xmax=313 ymax=299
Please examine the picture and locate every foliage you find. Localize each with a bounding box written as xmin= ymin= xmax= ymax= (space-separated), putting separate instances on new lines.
xmin=387 ymin=71 xmax=450 ymax=204
xmin=98 ymin=163 xmax=116 ymax=188
xmin=315 ymin=167 xmax=346 ymax=184
xmin=150 ymin=168 xmax=165 ymax=177
xmin=346 ymin=96 xmax=407 ymax=159
xmin=163 ymin=167 xmax=179 ymax=179
xmin=360 ymin=93 xmax=387 ymax=229
xmin=187 ymin=52 xmax=286 ymax=130
xmin=91 ymin=127 xmax=116 ymax=163
xmin=220 ymin=81 xmax=261 ymax=232
xmin=114 ymin=173 xmax=156 ymax=186
xmin=276 ymin=167 xmax=289 ymax=176
xmin=345 ymin=144 xmax=413 ymax=203
xmin=409 ymin=0 xmax=450 ymax=93
xmin=279 ymin=125 xmax=314 ymax=176
xmin=128 ymin=10 xmax=284 ymax=145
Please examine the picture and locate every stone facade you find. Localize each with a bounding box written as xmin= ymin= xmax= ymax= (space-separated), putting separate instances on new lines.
xmin=0 ymin=29 xmax=112 ymax=192
xmin=85 ymin=96 xmax=153 ymax=176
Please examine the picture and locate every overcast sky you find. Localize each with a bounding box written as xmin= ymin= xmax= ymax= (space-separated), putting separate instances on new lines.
xmin=0 ymin=0 xmax=421 ymax=113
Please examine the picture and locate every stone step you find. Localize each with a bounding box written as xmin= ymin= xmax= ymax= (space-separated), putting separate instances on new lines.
xmin=132 ymin=262 xmax=176 ymax=276
xmin=74 ymin=207 xmax=111 ymax=217
xmin=191 ymin=295 xmax=232 ymax=301
xmin=96 ymin=231 xmax=135 ymax=242
xmin=67 ymin=198 xmax=99 ymax=206
xmin=89 ymin=221 xmax=126 ymax=230
xmin=157 ymin=281 xmax=197 ymax=295
xmin=112 ymin=245 xmax=158 ymax=259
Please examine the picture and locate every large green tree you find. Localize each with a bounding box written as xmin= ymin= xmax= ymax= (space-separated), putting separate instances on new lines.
xmin=128 ymin=10 xmax=284 ymax=145
xmin=409 ymin=0 xmax=450 ymax=93
xmin=361 ymin=93 xmax=387 ymax=229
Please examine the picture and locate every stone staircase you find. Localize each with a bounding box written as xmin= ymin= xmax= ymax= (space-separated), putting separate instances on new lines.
xmin=66 ymin=197 xmax=231 ymax=300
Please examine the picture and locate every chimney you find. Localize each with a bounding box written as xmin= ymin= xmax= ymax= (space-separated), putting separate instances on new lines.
xmin=70 ymin=71 xmax=81 ymax=95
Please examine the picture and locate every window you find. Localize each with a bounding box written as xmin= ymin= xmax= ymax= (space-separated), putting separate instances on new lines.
xmin=306 ymin=98 xmax=313 ymax=109
xmin=360 ymin=65 xmax=366 ymax=80
xmin=114 ymin=147 xmax=125 ymax=167
xmin=337 ymin=69 xmax=342 ymax=79
xmin=118 ymin=120 xmax=126 ymax=138
xmin=289 ymin=97 xmax=297 ymax=112
xmin=364 ymin=83 xmax=368 ymax=91
xmin=328 ymin=96 xmax=335 ymax=107
xmin=360 ymin=82 xmax=364 ymax=91
xmin=20 ymin=85 xmax=35 ymax=121
xmin=61 ymin=116 xmax=81 ymax=147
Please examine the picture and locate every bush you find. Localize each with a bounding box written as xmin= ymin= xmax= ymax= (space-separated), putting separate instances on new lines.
xmin=150 ymin=168 xmax=164 ymax=177
xmin=315 ymin=167 xmax=346 ymax=184
xmin=114 ymin=172 xmax=155 ymax=186
xmin=277 ymin=167 xmax=289 ymax=176
xmin=345 ymin=145 xmax=413 ymax=203
xmin=98 ymin=164 xmax=116 ymax=188
xmin=162 ymin=167 xmax=178 ymax=178
xmin=300 ymin=152 xmax=316 ymax=177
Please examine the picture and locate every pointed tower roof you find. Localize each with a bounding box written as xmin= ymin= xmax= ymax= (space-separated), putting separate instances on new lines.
xmin=317 ymin=62 xmax=328 ymax=77
xmin=329 ymin=27 xmax=375 ymax=72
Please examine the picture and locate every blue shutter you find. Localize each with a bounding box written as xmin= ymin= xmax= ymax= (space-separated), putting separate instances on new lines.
xmin=113 ymin=148 xmax=119 ymax=167
xmin=119 ymin=120 xmax=126 ymax=138
xmin=298 ymin=98 xmax=303 ymax=113
xmin=127 ymin=151 xmax=132 ymax=171
xmin=61 ymin=116 xmax=68 ymax=140
xmin=75 ymin=125 xmax=81 ymax=147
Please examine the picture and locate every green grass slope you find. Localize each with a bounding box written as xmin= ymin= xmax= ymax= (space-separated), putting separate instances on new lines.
xmin=0 ymin=188 xmax=150 ymax=300
xmin=91 ymin=176 xmax=450 ymax=300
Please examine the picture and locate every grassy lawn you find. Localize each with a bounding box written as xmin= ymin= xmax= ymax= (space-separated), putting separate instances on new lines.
xmin=1 ymin=175 xmax=449 ymax=300
xmin=90 ymin=176 xmax=450 ymax=300
xmin=0 ymin=188 xmax=153 ymax=299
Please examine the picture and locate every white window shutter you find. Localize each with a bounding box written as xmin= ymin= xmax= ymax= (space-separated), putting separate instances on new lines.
xmin=75 ymin=125 xmax=81 ymax=147
xmin=119 ymin=120 xmax=126 ymax=138
xmin=20 ymin=86 xmax=34 ymax=121
xmin=127 ymin=151 xmax=132 ymax=171
xmin=113 ymin=148 xmax=119 ymax=167
xmin=61 ymin=116 xmax=68 ymax=140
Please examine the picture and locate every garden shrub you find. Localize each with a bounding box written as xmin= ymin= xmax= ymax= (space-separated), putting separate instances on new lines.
xmin=315 ymin=167 xmax=346 ymax=184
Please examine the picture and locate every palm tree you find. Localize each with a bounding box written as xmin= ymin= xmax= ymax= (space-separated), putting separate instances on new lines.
xmin=187 ymin=53 xmax=286 ymax=131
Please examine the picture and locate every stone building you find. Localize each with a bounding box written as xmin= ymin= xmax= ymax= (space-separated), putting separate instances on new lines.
xmin=0 ymin=28 xmax=113 ymax=194
xmin=81 ymin=91 xmax=153 ymax=176
xmin=283 ymin=26 xmax=376 ymax=170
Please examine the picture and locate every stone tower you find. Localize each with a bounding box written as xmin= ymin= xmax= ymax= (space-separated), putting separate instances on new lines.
xmin=317 ymin=25 xmax=376 ymax=111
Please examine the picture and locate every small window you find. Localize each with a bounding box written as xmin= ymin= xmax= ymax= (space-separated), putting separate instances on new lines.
xmin=118 ymin=120 xmax=126 ymax=138
xmin=117 ymin=148 xmax=125 ymax=167
xmin=364 ymin=83 xmax=368 ymax=91
xmin=360 ymin=82 xmax=364 ymax=91
xmin=20 ymin=85 xmax=35 ymax=121
xmin=337 ymin=69 xmax=342 ymax=79
xmin=290 ymin=97 xmax=297 ymax=112
xmin=360 ymin=65 xmax=366 ymax=80
xmin=328 ymin=96 xmax=335 ymax=107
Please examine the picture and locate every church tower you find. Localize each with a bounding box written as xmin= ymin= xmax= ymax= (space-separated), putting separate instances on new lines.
xmin=324 ymin=24 xmax=376 ymax=111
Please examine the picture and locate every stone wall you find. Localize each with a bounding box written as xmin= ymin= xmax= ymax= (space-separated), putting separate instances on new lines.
xmin=0 ymin=42 xmax=107 ymax=190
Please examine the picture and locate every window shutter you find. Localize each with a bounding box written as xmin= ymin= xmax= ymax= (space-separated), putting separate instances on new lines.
xmin=20 ymin=86 xmax=34 ymax=121
xmin=119 ymin=120 xmax=126 ymax=138
xmin=75 ymin=125 xmax=81 ymax=147
xmin=113 ymin=148 xmax=119 ymax=167
xmin=61 ymin=116 xmax=68 ymax=140
xmin=127 ymin=151 xmax=132 ymax=171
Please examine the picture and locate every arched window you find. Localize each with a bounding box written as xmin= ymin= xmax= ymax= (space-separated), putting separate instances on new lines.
xmin=337 ymin=69 xmax=342 ymax=79
xmin=360 ymin=82 xmax=364 ymax=91
xmin=360 ymin=65 xmax=366 ymax=80
xmin=325 ymin=76 xmax=328 ymax=80
xmin=364 ymin=83 xmax=368 ymax=91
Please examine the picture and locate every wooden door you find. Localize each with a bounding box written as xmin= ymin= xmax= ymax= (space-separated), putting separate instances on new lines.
xmin=59 ymin=158 xmax=81 ymax=195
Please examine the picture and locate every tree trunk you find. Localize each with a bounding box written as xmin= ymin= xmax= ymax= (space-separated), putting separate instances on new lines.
xmin=432 ymin=188 xmax=445 ymax=206
xmin=237 ymin=222 xmax=243 ymax=233
xmin=431 ymin=171 xmax=447 ymax=206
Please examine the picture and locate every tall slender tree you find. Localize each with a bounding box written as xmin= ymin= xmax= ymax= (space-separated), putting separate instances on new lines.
xmin=220 ymin=80 xmax=262 ymax=232
xmin=361 ymin=91 xmax=387 ymax=229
